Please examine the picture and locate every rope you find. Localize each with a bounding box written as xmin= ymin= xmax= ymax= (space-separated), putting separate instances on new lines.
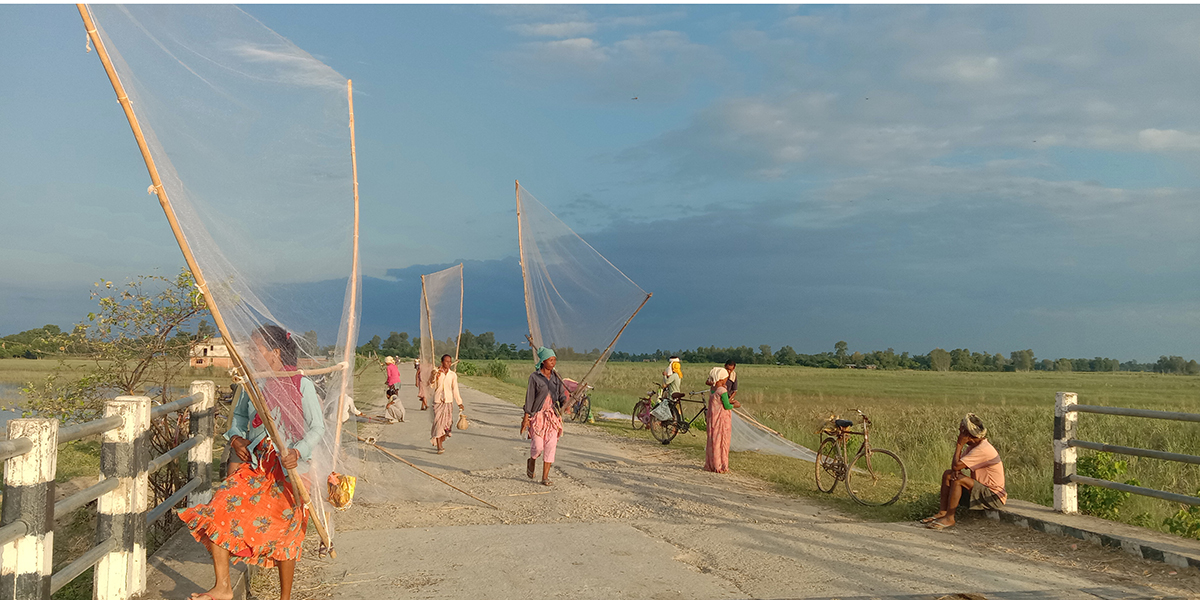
xmin=355 ymin=435 xmax=499 ymax=510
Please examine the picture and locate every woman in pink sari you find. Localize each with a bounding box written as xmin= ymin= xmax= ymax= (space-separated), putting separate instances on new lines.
xmin=704 ymin=360 xmax=740 ymax=473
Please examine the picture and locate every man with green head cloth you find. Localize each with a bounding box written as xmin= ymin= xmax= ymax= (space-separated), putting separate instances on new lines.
xmin=520 ymin=346 xmax=566 ymax=485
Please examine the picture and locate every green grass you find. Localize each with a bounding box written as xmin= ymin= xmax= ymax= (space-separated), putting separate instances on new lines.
xmin=465 ymin=361 xmax=1200 ymax=534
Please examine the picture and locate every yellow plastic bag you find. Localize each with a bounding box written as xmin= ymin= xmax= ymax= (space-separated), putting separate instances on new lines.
xmin=327 ymin=471 xmax=356 ymax=511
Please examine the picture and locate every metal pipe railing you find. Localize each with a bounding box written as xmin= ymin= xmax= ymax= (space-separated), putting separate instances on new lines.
xmin=151 ymin=391 xmax=205 ymax=419
xmin=147 ymin=435 xmax=201 ymax=473
xmin=59 ymin=415 xmax=124 ymax=444
xmin=145 ymin=477 xmax=202 ymax=526
xmin=0 ymin=438 xmax=33 ymax=462
xmin=1054 ymin=391 xmax=1200 ymax=514
xmin=1 ymin=381 xmax=217 ymax=600
xmin=49 ymin=536 xmax=117 ymax=594
xmin=54 ymin=477 xmax=120 ymax=517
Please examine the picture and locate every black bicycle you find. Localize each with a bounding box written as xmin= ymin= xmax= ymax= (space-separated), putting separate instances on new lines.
xmin=648 ymin=390 xmax=708 ymax=445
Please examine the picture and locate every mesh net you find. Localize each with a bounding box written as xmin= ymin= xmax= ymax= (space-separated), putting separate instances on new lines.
xmin=86 ymin=5 xmax=360 ymax=541
xmin=419 ymin=264 xmax=464 ymax=379
xmin=516 ymin=183 xmax=650 ymax=389
xmin=731 ymin=411 xmax=818 ymax=463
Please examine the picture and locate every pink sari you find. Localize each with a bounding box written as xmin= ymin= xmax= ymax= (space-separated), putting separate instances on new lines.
xmin=704 ymin=386 xmax=731 ymax=473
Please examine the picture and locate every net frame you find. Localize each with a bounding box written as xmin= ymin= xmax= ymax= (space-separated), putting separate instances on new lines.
xmin=78 ymin=4 xmax=362 ymax=555
xmin=419 ymin=264 xmax=465 ymax=375
xmin=515 ymin=181 xmax=651 ymax=398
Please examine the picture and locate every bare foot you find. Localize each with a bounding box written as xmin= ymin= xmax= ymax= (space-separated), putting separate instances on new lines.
xmin=190 ymin=587 xmax=234 ymax=600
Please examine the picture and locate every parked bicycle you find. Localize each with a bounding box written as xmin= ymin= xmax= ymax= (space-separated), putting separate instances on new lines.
xmin=561 ymin=379 xmax=593 ymax=423
xmin=815 ymin=409 xmax=907 ymax=506
xmin=648 ymin=390 xmax=708 ymax=445
xmin=631 ymin=381 xmax=667 ymax=430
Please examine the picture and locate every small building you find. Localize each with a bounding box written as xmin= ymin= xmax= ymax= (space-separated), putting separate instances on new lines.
xmin=191 ymin=337 xmax=233 ymax=369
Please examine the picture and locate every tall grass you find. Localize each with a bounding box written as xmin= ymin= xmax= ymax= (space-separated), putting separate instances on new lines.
xmin=473 ymin=361 xmax=1200 ymax=533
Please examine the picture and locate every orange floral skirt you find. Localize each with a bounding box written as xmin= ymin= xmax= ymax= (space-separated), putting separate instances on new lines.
xmin=178 ymin=445 xmax=307 ymax=568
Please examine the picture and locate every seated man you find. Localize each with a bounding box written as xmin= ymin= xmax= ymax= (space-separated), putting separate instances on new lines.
xmin=923 ymin=413 xmax=1006 ymax=529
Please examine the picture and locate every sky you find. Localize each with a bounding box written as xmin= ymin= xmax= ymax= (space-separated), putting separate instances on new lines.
xmin=4 ymin=5 xmax=1200 ymax=361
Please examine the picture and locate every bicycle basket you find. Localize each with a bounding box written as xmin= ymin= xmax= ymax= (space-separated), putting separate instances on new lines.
xmin=649 ymin=401 xmax=674 ymax=421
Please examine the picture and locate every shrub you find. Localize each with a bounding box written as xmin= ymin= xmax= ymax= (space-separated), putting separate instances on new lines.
xmin=1162 ymin=493 xmax=1200 ymax=539
xmin=457 ymin=361 xmax=478 ymax=376
xmin=1077 ymin=452 xmax=1139 ymax=520
xmin=485 ymin=360 xmax=510 ymax=381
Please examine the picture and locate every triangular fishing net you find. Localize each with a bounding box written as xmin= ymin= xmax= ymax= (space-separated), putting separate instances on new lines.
xmin=419 ymin=264 xmax=464 ymax=377
xmin=516 ymin=183 xmax=650 ymax=391
xmin=84 ymin=5 xmax=360 ymax=543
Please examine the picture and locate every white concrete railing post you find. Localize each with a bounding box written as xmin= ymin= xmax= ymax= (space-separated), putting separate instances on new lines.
xmin=95 ymin=396 xmax=150 ymax=600
xmin=187 ymin=381 xmax=215 ymax=507
xmin=0 ymin=419 xmax=58 ymax=600
xmin=1054 ymin=391 xmax=1079 ymax=514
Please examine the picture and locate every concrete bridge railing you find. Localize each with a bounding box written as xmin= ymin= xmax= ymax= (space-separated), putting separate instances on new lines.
xmin=0 ymin=380 xmax=215 ymax=600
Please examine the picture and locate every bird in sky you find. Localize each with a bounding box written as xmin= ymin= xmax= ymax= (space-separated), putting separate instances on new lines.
xmin=632 ymin=96 xmax=638 ymax=100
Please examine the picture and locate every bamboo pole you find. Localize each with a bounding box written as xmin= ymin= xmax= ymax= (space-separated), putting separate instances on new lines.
xmin=574 ymin=292 xmax=652 ymax=400
xmin=454 ymin=264 xmax=463 ymax=367
xmin=332 ymin=79 xmax=362 ymax=468
xmin=77 ymin=4 xmax=337 ymax=557
xmin=356 ymin=435 xmax=498 ymax=509
xmin=515 ymin=181 xmax=541 ymax=349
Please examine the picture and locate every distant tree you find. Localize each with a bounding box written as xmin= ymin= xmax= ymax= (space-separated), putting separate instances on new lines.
xmin=834 ymin=341 xmax=848 ymax=365
xmin=774 ymin=345 xmax=798 ymax=365
xmin=929 ymin=348 xmax=951 ymax=372
xmin=1055 ymin=358 xmax=1074 ymax=372
xmin=195 ymin=319 xmax=216 ymax=341
xmin=1010 ymin=349 xmax=1034 ymax=372
xmin=1188 ymin=360 xmax=1200 ymax=376
xmin=757 ymin=345 xmax=773 ymax=365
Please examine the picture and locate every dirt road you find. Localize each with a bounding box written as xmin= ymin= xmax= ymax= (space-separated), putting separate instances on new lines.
xmin=276 ymin=384 xmax=1199 ymax=599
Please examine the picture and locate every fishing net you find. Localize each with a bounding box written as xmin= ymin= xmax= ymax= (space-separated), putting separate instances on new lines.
xmin=516 ymin=183 xmax=650 ymax=390
xmin=731 ymin=411 xmax=818 ymax=463
xmin=419 ymin=264 xmax=464 ymax=376
xmin=85 ymin=5 xmax=360 ymax=542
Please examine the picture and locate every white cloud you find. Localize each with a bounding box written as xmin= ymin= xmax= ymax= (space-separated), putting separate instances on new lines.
xmin=510 ymin=21 xmax=597 ymax=38
xmin=1138 ymin=129 xmax=1200 ymax=151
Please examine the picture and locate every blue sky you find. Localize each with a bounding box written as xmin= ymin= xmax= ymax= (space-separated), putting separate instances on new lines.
xmin=4 ymin=5 xmax=1200 ymax=360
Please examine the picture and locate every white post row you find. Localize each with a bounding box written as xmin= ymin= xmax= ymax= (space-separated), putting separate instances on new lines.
xmin=187 ymin=381 xmax=215 ymax=507
xmin=1054 ymin=391 xmax=1079 ymax=514
xmin=0 ymin=419 xmax=58 ymax=600
xmin=95 ymin=396 xmax=150 ymax=600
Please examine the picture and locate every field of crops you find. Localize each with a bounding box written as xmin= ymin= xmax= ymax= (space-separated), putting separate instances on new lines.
xmin=464 ymin=359 xmax=1200 ymax=532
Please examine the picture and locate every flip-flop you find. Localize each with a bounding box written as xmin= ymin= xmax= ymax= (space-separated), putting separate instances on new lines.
xmin=926 ymin=521 xmax=952 ymax=530
xmin=541 ymin=479 xmax=553 ymax=487
xmin=918 ymin=516 xmax=940 ymax=524
xmin=526 ymin=464 xmax=535 ymax=479
xmin=437 ymin=448 xmax=444 ymax=455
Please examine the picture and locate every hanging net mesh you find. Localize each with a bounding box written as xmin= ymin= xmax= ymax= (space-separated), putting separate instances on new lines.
xmin=419 ymin=264 xmax=464 ymax=384
xmin=86 ymin=5 xmax=360 ymax=540
xmin=731 ymin=411 xmax=818 ymax=462
xmin=516 ymin=183 xmax=650 ymax=390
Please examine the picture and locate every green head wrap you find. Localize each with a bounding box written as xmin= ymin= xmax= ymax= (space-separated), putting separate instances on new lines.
xmin=536 ymin=346 xmax=556 ymax=369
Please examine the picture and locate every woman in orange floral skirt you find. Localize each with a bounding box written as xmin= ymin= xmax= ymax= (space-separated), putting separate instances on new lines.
xmin=179 ymin=324 xmax=325 ymax=600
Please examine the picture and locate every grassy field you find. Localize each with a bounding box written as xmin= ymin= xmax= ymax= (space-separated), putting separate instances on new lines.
xmin=461 ymin=360 xmax=1200 ymax=534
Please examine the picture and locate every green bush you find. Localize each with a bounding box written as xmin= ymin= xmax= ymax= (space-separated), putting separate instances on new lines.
xmin=485 ymin=360 xmax=510 ymax=381
xmin=1077 ymin=452 xmax=1139 ymax=520
xmin=1162 ymin=493 xmax=1200 ymax=539
xmin=457 ymin=361 xmax=478 ymax=376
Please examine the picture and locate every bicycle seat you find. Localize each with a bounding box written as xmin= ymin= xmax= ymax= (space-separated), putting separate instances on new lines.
xmin=671 ymin=392 xmax=685 ymax=400
xmin=835 ymin=419 xmax=854 ymax=429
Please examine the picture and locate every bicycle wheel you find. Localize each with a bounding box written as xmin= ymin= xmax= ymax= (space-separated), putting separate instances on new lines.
xmin=815 ymin=437 xmax=844 ymax=493
xmin=572 ymin=397 xmax=591 ymax=423
xmin=631 ymin=400 xmax=649 ymax=430
xmin=648 ymin=416 xmax=678 ymax=445
xmin=846 ymin=448 xmax=907 ymax=506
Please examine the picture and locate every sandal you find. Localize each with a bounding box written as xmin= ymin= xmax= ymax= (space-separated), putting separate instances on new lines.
xmin=926 ymin=520 xmax=952 ymax=530
xmin=526 ymin=460 xmax=536 ymax=479
xmin=541 ymin=479 xmax=553 ymax=487
xmin=436 ymin=448 xmax=444 ymax=455
xmin=918 ymin=516 xmax=940 ymax=524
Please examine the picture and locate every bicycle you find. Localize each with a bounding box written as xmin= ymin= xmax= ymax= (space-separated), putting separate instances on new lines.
xmin=562 ymin=379 xmax=593 ymax=424
xmin=648 ymin=390 xmax=708 ymax=445
xmin=815 ymin=409 xmax=907 ymax=506
xmin=631 ymin=381 xmax=665 ymax=430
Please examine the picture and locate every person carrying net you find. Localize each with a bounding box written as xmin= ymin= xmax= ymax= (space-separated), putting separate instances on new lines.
xmin=521 ymin=347 xmax=567 ymax=486
xmin=429 ymin=354 xmax=463 ymax=454
xmin=178 ymin=325 xmax=325 ymax=600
